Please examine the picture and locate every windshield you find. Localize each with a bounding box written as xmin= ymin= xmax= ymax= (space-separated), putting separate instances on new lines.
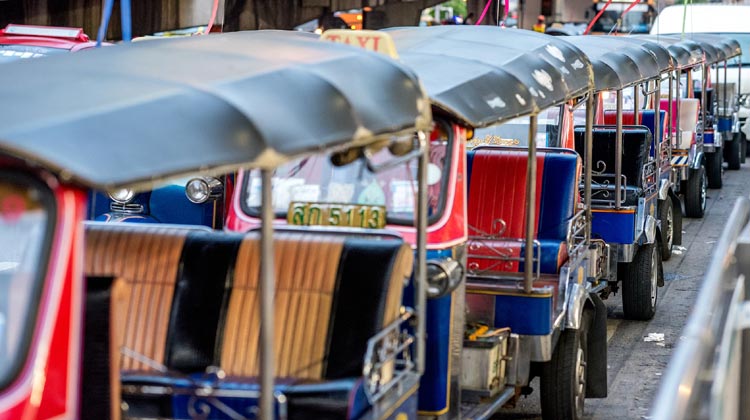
xmin=590 ymin=3 xmax=655 ymax=34
xmin=0 ymin=172 xmax=54 ymax=389
xmin=0 ymin=44 xmax=67 ymax=64
xmin=471 ymin=106 xmax=562 ymax=149
xmin=241 ymin=131 xmax=452 ymax=226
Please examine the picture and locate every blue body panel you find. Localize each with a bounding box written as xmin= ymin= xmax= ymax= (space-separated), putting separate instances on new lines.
xmin=704 ymin=131 xmax=715 ymax=145
xmin=91 ymin=184 xmax=217 ymax=227
xmin=718 ymin=116 xmax=733 ymax=132
xmin=538 ymin=153 xmax=579 ymax=241
xmin=493 ymin=294 xmax=553 ymax=335
xmin=408 ymin=248 xmax=454 ymax=414
xmin=591 ymin=210 xmax=636 ymax=244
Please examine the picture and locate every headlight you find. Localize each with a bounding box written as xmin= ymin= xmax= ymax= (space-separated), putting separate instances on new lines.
xmin=185 ymin=177 xmax=223 ymax=204
xmin=426 ymin=258 xmax=464 ymax=299
xmin=108 ymin=188 xmax=134 ymax=204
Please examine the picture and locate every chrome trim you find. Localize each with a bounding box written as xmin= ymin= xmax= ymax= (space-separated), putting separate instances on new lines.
xmin=644 ymin=215 xmax=657 ymax=245
xmin=616 ymin=243 xmax=634 ymax=263
xmin=565 ymin=282 xmax=589 ymax=330
xmin=110 ymin=202 xmax=144 ymax=214
xmin=363 ymin=310 xmax=417 ymax=404
xmin=658 ymin=179 xmax=671 ymax=201
xmin=519 ymin=333 xmax=552 ymax=362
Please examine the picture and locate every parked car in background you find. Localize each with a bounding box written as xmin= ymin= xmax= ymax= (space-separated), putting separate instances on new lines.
xmin=0 ymin=24 xmax=96 ymax=63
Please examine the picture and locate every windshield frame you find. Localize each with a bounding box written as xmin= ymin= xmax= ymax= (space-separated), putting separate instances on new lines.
xmin=0 ymin=170 xmax=56 ymax=391
xmin=239 ymin=128 xmax=454 ymax=227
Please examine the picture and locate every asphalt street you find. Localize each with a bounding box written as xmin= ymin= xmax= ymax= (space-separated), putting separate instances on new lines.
xmin=497 ymin=161 xmax=749 ymax=420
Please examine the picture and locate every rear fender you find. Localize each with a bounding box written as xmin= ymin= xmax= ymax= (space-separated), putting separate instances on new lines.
xmin=585 ymin=293 xmax=608 ymax=398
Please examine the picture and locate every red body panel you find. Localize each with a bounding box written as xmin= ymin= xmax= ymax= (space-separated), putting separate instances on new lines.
xmin=0 ymin=174 xmax=86 ymax=420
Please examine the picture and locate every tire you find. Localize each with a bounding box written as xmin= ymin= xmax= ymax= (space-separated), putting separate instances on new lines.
xmin=540 ymin=311 xmax=592 ymax=420
xmin=684 ymin=166 xmax=707 ymax=218
xmin=705 ymin=148 xmax=723 ymax=189
xmin=658 ymin=197 xmax=674 ymax=261
xmin=741 ymin=133 xmax=747 ymax=163
xmin=726 ymin=133 xmax=742 ymax=170
xmin=621 ymin=243 xmax=660 ymax=321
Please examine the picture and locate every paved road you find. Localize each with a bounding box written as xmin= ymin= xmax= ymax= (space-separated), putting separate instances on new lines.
xmin=497 ymin=163 xmax=749 ymax=419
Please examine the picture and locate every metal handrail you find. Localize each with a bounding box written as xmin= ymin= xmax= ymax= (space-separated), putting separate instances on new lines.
xmin=650 ymin=197 xmax=750 ymax=420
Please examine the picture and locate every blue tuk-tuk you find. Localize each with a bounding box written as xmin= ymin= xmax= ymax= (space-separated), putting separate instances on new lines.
xmin=563 ymin=36 xmax=669 ymax=320
xmin=318 ymin=26 xmax=610 ymax=420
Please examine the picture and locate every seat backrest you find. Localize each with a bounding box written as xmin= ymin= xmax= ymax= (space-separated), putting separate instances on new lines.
xmin=221 ymin=231 xmax=411 ymax=380
xmin=467 ymin=147 xmax=579 ymax=241
xmin=86 ymin=223 xmax=412 ymax=382
xmin=574 ymin=127 xmax=651 ymax=188
xmin=603 ymin=110 xmax=666 ymax=144
xmin=84 ymin=224 xmax=194 ymax=372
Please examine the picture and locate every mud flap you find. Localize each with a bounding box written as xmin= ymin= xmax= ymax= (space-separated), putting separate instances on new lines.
xmin=669 ymin=189 xmax=683 ymax=246
xmin=585 ymin=293 xmax=607 ymax=398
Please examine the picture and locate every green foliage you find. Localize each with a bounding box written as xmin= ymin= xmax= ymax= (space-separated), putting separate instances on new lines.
xmin=440 ymin=0 xmax=468 ymax=18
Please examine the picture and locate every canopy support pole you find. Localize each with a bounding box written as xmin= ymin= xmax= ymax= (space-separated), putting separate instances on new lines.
xmin=260 ymin=169 xmax=276 ymax=420
xmin=416 ymin=131 xmax=428 ymax=374
xmin=676 ymin=69 xmax=682 ymax=152
xmin=616 ymin=90 xmax=623 ymax=210
xmin=585 ymin=93 xmax=594 ymax=243
xmin=524 ymin=115 xmax=538 ymax=294
xmin=634 ymin=83 xmax=641 ymax=125
xmin=654 ymin=78 xmax=662 ymax=174
xmin=701 ymin=63 xmax=708 ymax=146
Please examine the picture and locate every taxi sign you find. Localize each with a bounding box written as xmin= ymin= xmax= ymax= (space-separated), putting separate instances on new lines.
xmin=3 ymin=24 xmax=85 ymax=40
xmin=321 ymin=29 xmax=399 ymax=59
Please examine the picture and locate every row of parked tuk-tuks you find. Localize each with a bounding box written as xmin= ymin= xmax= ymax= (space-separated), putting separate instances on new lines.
xmin=0 ymin=24 xmax=743 ymax=420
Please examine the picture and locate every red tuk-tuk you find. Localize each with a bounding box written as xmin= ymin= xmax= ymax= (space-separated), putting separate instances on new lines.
xmin=0 ymin=30 xmax=432 ymax=420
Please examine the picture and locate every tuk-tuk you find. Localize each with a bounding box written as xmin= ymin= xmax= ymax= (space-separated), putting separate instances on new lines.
xmin=0 ymin=24 xmax=97 ymax=63
xmin=650 ymin=196 xmax=750 ymax=419
xmin=315 ymin=26 xmax=610 ymax=420
xmin=634 ymin=35 xmax=710 ymax=217
xmin=0 ymin=30 xmax=433 ymax=420
xmin=564 ymin=35 xmax=668 ymax=320
xmin=688 ymin=34 xmax=744 ymax=178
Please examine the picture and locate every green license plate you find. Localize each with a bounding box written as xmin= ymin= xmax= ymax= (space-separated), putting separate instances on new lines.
xmin=287 ymin=202 xmax=386 ymax=229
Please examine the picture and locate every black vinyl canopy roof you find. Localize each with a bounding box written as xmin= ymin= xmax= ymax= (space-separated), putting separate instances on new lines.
xmin=383 ymin=26 xmax=593 ymax=128
xmin=614 ymin=36 xmax=673 ymax=73
xmin=564 ymin=36 xmax=667 ymax=92
xmin=633 ymin=35 xmax=705 ymax=69
xmin=683 ymin=33 xmax=742 ymax=63
xmin=0 ymin=30 xmax=431 ymax=191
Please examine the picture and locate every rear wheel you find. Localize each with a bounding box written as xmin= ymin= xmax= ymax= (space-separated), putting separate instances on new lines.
xmin=684 ymin=166 xmax=707 ymax=218
xmin=658 ymin=197 xmax=674 ymax=261
xmin=726 ymin=133 xmax=742 ymax=170
xmin=741 ymin=133 xmax=747 ymax=163
xmin=621 ymin=243 xmax=659 ymax=321
xmin=540 ymin=311 xmax=592 ymax=420
xmin=705 ymin=149 xmax=723 ymax=189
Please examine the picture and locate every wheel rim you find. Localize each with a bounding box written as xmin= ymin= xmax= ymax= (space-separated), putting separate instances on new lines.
xmin=664 ymin=202 xmax=674 ymax=251
xmin=650 ymin=246 xmax=658 ymax=307
xmin=575 ymin=345 xmax=586 ymax=418
xmin=700 ymin=170 xmax=707 ymax=211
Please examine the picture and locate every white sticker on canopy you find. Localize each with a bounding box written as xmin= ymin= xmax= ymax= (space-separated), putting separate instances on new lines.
xmin=533 ymin=69 xmax=554 ymax=92
xmin=545 ymin=44 xmax=566 ymax=63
